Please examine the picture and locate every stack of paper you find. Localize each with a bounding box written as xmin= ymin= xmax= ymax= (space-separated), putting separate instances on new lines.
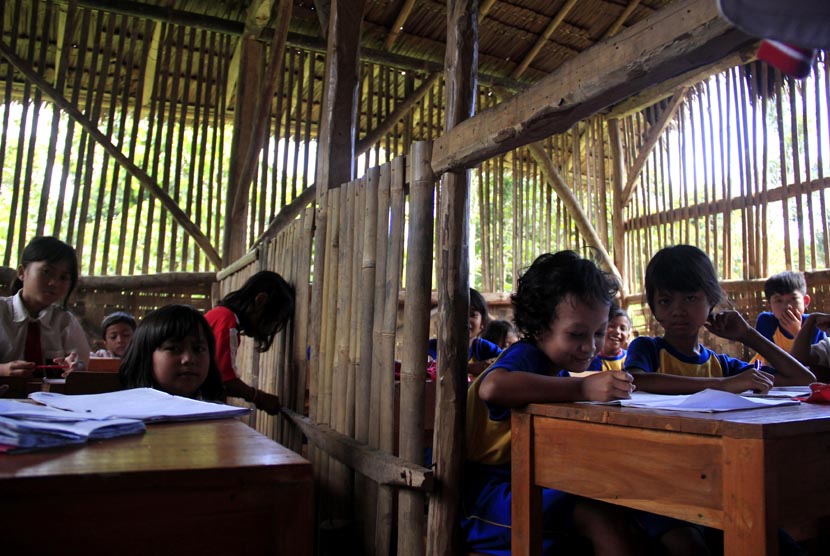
xmin=589 ymin=388 xmax=801 ymax=412
xmin=0 ymin=400 xmax=145 ymax=454
xmin=29 ymin=388 xmax=251 ymax=422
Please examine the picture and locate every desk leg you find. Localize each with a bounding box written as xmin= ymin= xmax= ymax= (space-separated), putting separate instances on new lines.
xmin=512 ymin=412 xmax=542 ymax=556
xmin=723 ymin=437 xmax=777 ymax=556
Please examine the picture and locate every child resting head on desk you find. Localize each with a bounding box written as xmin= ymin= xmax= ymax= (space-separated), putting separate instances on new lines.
xmin=0 ymin=236 xmax=89 ymax=378
xmin=464 ymin=251 xmax=645 ymax=555
xmin=625 ymin=245 xmax=815 ymax=396
xmin=119 ymin=304 xmax=224 ymax=401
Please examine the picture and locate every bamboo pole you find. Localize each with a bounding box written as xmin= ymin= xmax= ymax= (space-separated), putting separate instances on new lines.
xmin=397 ymin=141 xmax=434 ymax=556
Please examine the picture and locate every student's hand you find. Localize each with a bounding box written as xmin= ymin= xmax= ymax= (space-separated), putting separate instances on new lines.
xmin=580 ymin=370 xmax=634 ymax=402
xmin=779 ymin=305 xmax=803 ymax=337
xmin=253 ymin=389 xmax=282 ymax=415
xmin=53 ymin=352 xmax=81 ymax=377
xmin=0 ymin=360 xmax=36 ymax=377
xmin=704 ymin=310 xmax=751 ymax=341
xmin=720 ymin=368 xmax=774 ymax=395
xmin=807 ymin=312 xmax=830 ymax=334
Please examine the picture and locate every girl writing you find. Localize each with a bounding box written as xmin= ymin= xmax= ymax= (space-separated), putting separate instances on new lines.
xmin=0 ymin=236 xmax=88 ymax=377
xmin=205 ymin=271 xmax=295 ymax=414
xmin=119 ymin=304 xmax=223 ymax=400
xmin=626 ymin=245 xmax=814 ymax=394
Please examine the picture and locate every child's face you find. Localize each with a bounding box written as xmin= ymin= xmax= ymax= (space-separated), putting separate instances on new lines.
xmin=469 ymin=309 xmax=484 ymax=340
xmin=602 ymin=316 xmax=631 ymax=355
xmin=18 ymin=260 xmax=73 ymax=314
xmin=769 ymin=291 xmax=808 ymax=321
xmin=104 ymin=323 xmax=134 ymax=358
xmin=536 ymin=295 xmax=608 ymax=373
xmin=504 ymin=330 xmax=519 ymax=348
xmin=152 ymin=328 xmax=210 ymax=398
xmin=652 ymin=289 xmax=711 ymax=338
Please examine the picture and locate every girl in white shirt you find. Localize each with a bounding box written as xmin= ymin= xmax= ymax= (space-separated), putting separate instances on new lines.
xmin=0 ymin=236 xmax=89 ymax=377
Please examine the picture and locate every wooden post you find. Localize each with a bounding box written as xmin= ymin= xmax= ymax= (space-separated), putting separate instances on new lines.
xmin=426 ymin=1 xmax=478 ymax=555
xmin=397 ymin=142 xmax=434 ymax=556
xmin=607 ymin=118 xmax=628 ymax=299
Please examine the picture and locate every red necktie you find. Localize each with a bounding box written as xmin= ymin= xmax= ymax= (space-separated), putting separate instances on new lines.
xmin=24 ymin=320 xmax=43 ymax=365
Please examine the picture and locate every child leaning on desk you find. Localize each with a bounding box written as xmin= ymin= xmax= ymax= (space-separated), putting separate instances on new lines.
xmin=119 ymin=304 xmax=224 ymax=401
xmin=0 ymin=236 xmax=89 ymax=378
xmin=791 ymin=312 xmax=830 ymax=382
xmin=625 ymin=245 xmax=815 ymax=396
xmin=464 ymin=251 xmax=644 ymax=555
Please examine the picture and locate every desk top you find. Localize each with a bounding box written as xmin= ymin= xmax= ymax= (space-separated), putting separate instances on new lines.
xmin=1 ymin=418 xmax=309 ymax=480
xmin=519 ymin=400 xmax=830 ymax=439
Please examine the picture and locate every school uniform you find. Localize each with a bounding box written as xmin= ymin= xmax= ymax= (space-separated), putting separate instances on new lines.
xmin=0 ymin=292 xmax=90 ymax=369
xmin=625 ymin=336 xmax=770 ymax=377
xmin=751 ymin=312 xmax=827 ymax=365
xmin=204 ymin=305 xmax=240 ymax=383
xmin=587 ymin=349 xmax=627 ymax=372
xmin=463 ymin=340 xmax=576 ymax=555
xmin=428 ymin=337 xmax=502 ymax=363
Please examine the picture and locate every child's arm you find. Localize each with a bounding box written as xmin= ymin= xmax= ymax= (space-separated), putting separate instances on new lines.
xmin=629 ymin=366 xmax=774 ymax=394
xmin=792 ymin=313 xmax=830 ymax=381
xmin=478 ymin=368 xmax=633 ymax=406
xmin=706 ymin=310 xmax=815 ymax=386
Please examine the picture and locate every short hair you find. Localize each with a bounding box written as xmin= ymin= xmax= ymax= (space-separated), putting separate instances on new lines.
xmin=470 ymin=288 xmax=491 ymax=329
xmin=511 ymin=251 xmax=618 ymax=341
xmin=119 ymin=304 xmax=224 ymax=401
xmin=481 ymin=319 xmax=517 ymax=347
xmin=764 ymin=271 xmax=807 ymax=298
xmin=219 ymin=271 xmax=295 ymax=352
xmin=645 ymin=245 xmax=724 ymax=313
xmin=14 ymin=236 xmax=79 ymax=307
xmin=101 ymin=311 xmax=137 ymax=336
xmin=608 ymin=304 xmax=631 ymax=325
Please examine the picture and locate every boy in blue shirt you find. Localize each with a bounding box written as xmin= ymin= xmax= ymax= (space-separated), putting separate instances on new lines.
xmin=751 ymin=271 xmax=826 ymax=366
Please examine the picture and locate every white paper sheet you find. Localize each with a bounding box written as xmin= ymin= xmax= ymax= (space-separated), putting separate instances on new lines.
xmin=29 ymin=388 xmax=251 ymax=422
xmin=588 ymin=388 xmax=800 ymax=412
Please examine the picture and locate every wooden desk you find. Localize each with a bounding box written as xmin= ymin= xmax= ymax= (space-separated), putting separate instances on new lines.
xmin=511 ymin=402 xmax=830 ymax=556
xmin=1 ymin=419 xmax=313 ymax=555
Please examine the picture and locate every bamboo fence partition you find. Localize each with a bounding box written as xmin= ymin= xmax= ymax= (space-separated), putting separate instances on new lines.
xmin=215 ymin=146 xmax=437 ymax=556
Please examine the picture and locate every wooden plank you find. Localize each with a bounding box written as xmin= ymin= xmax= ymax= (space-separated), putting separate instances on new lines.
xmin=384 ymin=0 xmax=416 ymax=51
xmin=511 ymin=0 xmax=577 ymax=79
xmin=431 ymin=0 xmax=753 ymax=175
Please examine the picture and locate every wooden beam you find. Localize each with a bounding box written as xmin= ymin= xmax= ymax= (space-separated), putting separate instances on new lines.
xmin=526 ymin=141 xmax=621 ymax=282
xmin=282 ymin=409 xmax=433 ymax=490
xmin=607 ymin=118 xmax=628 ymax=298
xmin=314 ymin=0 xmax=331 ymax=38
xmin=52 ymin=3 xmax=68 ymax=86
xmin=79 ymin=272 xmax=215 ymax=289
xmin=601 ymin=0 xmax=642 ymax=40
xmin=384 ymin=0 xmax=417 ymax=51
xmin=478 ymin=0 xmax=498 ymax=23
xmin=430 ymin=0 xmax=753 ymax=175
xmin=606 ymin=44 xmax=757 ymax=119
xmin=0 ymin=40 xmax=222 ymax=268
xmin=620 ymin=86 xmax=689 ymax=207
xmin=426 ymin=0 xmax=478 ymax=554
xmin=225 ymin=0 xmax=293 ymax=263
xmin=511 ymin=0 xmax=578 ymax=79
xmin=225 ymin=0 xmax=275 ymax=108
xmin=356 ymin=72 xmax=440 ymax=155
xmin=141 ymin=23 xmax=161 ymax=114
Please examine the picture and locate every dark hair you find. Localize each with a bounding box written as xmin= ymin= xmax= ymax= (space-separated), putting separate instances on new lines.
xmin=218 ymin=271 xmax=295 ymax=352
xmin=511 ymin=251 xmax=618 ymax=341
xmin=764 ymin=271 xmax=807 ymax=298
xmin=608 ymin=304 xmax=631 ymax=325
xmin=481 ymin=319 xmax=517 ymax=348
xmin=470 ymin=288 xmax=491 ymax=331
xmin=101 ymin=311 xmax=137 ymax=336
xmin=645 ymin=245 xmax=724 ymax=313
xmin=13 ymin=236 xmax=79 ymax=307
xmin=119 ymin=304 xmax=224 ymax=401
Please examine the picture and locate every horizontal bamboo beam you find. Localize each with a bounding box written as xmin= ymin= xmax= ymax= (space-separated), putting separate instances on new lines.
xmin=78 ymin=272 xmax=216 ymax=289
xmin=431 ymin=0 xmax=753 ymax=175
xmin=0 ymin=40 xmax=223 ymax=268
xmin=282 ymin=408 xmax=434 ymax=491
xmin=66 ymin=0 xmax=527 ymax=91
